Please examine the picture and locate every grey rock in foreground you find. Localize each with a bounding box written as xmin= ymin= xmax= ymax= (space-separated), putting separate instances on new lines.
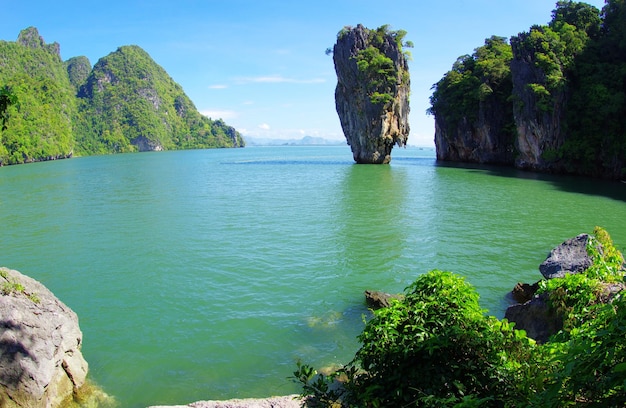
xmin=506 ymin=232 xmax=622 ymax=343
xmin=539 ymin=233 xmax=593 ymax=279
xmin=0 ymin=267 xmax=88 ymax=407
xmin=148 ymin=395 xmax=302 ymax=408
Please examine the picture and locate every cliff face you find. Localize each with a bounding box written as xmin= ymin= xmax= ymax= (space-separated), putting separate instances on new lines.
xmin=434 ymin=92 xmax=515 ymax=165
xmin=431 ymin=36 xmax=515 ymax=166
xmin=333 ymin=25 xmax=410 ymax=164
xmin=430 ymin=2 xmax=626 ymax=179
xmin=510 ymin=32 xmax=567 ymax=171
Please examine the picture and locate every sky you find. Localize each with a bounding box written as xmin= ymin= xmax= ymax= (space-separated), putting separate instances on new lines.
xmin=0 ymin=0 xmax=607 ymax=147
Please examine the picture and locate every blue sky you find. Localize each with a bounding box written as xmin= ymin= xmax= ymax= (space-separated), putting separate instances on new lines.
xmin=1 ymin=0 xmax=607 ymax=147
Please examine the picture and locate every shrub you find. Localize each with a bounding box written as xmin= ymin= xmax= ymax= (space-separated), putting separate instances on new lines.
xmin=296 ymin=270 xmax=536 ymax=407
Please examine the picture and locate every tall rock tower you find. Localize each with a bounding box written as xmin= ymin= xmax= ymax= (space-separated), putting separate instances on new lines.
xmin=333 ymin=25 xmax=410 ymax=164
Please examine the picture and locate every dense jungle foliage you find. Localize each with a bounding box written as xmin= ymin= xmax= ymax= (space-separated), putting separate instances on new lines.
xmin=429 ymin=0 xmax=626 ymax=179
xmin=294 ymin=227 xmax=626 ymax=407
xmin=0 ymin=27 xmax=244 ymax=165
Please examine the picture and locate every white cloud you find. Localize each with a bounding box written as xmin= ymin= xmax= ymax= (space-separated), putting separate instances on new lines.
xmin=200 ymin=110 xmax=238 ymax=119
xmin=208 ymin=84 xmax=228 ymax=89
xmin=258 ymin=123 xmax=271 ymax=130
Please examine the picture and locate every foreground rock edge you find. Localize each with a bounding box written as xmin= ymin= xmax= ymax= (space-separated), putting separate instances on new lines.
xmin=147 ymin=394 xmax=302 ymax=408
xmin=0 ymin=267 xmax=113 ymax=408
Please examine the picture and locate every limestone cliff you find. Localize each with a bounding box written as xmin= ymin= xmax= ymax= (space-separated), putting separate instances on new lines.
xmin=431 ymin=36 xmax=516 ymax=165
xmin=433 ymin=85 xmax=515 ymax=165
xmin=510 ymin=31 xmax=568 ymax=172
xmin=429 ymin=2 xmax=626 ymax=178
xmin=333 ymin=25 xmax=410 ymax=164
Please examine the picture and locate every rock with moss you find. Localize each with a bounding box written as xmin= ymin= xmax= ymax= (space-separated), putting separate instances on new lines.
xmin=332 ymin=24 xmax=410 ymax=164
xmin=0 ymin=267 xmax=88 ymax=408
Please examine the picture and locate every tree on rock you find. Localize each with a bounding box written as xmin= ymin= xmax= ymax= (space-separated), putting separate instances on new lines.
xmin=333 ymin=24 xmax=411 ymax=164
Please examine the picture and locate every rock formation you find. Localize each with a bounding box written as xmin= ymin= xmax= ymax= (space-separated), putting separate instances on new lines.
xmin=333 ymin=24 xmax=410 ymax=164
xmin=505 ymin=233 xmax=624 ymax=343
xmin=432 ymin=37 xmax=515 ymax=165
xmin=538 ymin=233 xmax=593 ymax=279
xmin=509 ymin=31 xmax=568 ymax=171
xmin=0 ymin=267 xmax=88 ymax=407
xmin=364 ymin=290 xmax=403 ymax=309
xmin=433 ymin=96 xmax=515 ymax=165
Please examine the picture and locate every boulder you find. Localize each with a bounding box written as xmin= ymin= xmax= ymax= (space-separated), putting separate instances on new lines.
xmin=510 ymin=281 xmax=539 ymax=304
xmin=504 ymin=292 xmax=562 ymax=344
xmin=333 ymin=24 xmax=410 ymax=164
xmin=0 ymin=267 xmax=88 ymax=407
xmin=539 ymin=233 xmax=593 ymax=279
xmin=364 ymin=290 xmax=403 ymax=309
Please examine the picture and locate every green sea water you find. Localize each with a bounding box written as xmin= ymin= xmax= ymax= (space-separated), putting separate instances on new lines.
xmin=0 ymin=145 xmax=625 ymax=407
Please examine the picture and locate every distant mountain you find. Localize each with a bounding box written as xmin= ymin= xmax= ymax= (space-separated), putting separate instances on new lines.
xmin=244 ymin=135 xmax=346 ymax=146
xmin=0 ymin=27 xmax=244 ymax=165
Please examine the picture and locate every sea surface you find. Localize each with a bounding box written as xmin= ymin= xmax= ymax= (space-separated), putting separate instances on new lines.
xmin=0 ymin=145 xmax=625 ymax=407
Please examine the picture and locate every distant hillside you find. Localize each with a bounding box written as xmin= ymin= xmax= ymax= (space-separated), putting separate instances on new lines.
xmin=0 ymin=27 xmax=244 ymax=165
xmin=244 ymin=135 xmax=346 ymax=146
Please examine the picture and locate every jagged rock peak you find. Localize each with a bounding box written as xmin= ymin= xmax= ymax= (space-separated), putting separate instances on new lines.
xmin=333 ymin=24 xmax=410 ymax=164
xmin=17 ymin=26 xmax=60 ymax=58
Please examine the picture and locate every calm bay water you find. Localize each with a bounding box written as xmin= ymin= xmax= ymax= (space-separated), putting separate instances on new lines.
xmin=1 ymin=145 xmax=625 ymax=407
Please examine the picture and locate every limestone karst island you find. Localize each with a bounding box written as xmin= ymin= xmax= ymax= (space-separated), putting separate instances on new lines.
xmin=332 ymin=24 xmax=411 ymax=164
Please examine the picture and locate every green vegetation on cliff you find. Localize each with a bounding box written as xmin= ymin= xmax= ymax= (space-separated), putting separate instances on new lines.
xmin=338 ymin=24 xmax=412 ymax=106
xmin=430 ymin=0 xmax=626 ymax=179
xmin=0 ymin=27 xmax=75 ymax=164
xmin=0 ymin=27 xmax=244 ymax=165
xmin=429 ymin=35 xmax=514 ymax=135
xmin=295 ymin=227 xmax=626 ymax=407
xmin=76 ymin=45 xmax=244 ymax=155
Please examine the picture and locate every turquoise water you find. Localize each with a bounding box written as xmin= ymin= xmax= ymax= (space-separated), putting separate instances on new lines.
xmin=0 ymin=145 xmax=625 ymax=407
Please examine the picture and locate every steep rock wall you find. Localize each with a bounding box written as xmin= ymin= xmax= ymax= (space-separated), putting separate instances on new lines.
xmin=510 ymin=33 xmax=567 ymax=171
xmin=434 ymin=93 xmax=515 ymax=165
xmin=333 ymin=25 xmax=410 ymax=164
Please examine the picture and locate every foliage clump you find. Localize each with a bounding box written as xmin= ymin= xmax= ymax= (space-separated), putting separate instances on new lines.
xmin=348 ymin=25 xmax=411 ymax=106
xmin=294 ymin=227 xmax=626 ymax=407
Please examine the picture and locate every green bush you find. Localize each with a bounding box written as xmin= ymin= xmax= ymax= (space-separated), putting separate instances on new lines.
xmin=295 ymin=270 xmax=536 ymax=407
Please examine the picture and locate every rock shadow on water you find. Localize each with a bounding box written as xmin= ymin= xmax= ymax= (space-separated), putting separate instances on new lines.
xmin=435 ymin=160 xmax=626 ymax=202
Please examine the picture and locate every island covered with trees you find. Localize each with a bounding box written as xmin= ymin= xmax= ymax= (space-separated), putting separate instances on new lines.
xmin=429 ymin=0 xmax=625 ymax=180
xmin=0 ymin=27 xmax=244 ymax=166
